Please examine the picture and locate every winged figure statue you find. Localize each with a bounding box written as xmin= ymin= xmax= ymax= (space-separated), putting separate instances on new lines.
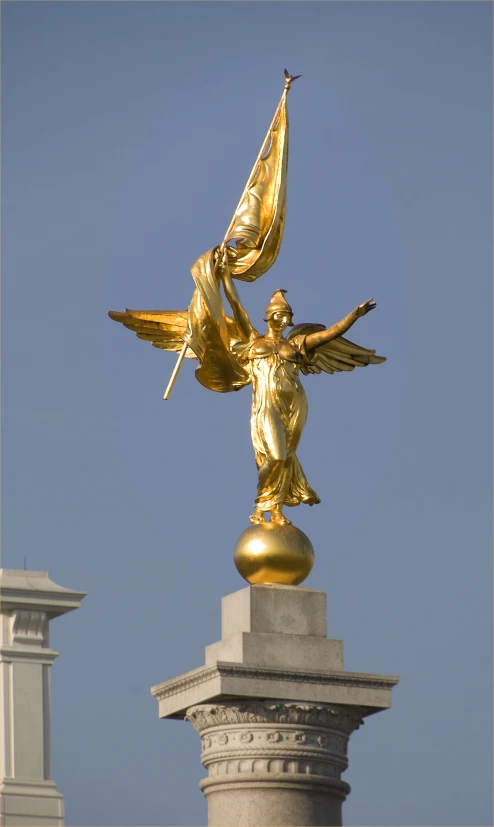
xmin=109 ymin=72 xmax=385 ymax=528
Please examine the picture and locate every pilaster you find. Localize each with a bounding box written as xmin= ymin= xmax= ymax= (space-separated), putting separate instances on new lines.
xmin=0 ymin=570 xmax=86 ymax=827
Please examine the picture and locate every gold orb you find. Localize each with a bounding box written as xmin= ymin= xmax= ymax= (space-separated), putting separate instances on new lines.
xmin=234 ymin=522 xmax=315 ymax=586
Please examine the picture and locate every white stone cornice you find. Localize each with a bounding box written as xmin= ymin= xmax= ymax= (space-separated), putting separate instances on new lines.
xmin=152 ymin=663 xmax=399 ymax=702
xmin=0 ymin=570 xmax=86 ymax=618
xmin=151 ymin=660 xmax=399 ymax=719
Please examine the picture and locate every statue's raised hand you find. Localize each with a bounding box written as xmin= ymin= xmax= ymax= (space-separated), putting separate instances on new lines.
xmin=356 ymin=299 xmax=376 ymax=317
xmin=214 ymin=246 xmax=228 ymax=279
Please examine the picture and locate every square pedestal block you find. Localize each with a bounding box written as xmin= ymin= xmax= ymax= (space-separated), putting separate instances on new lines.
xmin=151 ymin=584 xmax=398 ymax=719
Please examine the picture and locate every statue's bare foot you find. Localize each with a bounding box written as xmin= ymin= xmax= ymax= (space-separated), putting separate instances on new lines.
xmin=249 ymin=508 xmax=264 ymax=525
xmin=271 ymin=508 xmax=292 ymax=526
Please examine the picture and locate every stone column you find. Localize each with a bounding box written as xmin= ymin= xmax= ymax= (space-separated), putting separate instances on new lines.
xmin=187 ymin=701 xmax=362 ymax=827
xmin=0 ymin=570 xmax=86 ymax=827
xmin=151 ymin=584 xmax=399 ymax=827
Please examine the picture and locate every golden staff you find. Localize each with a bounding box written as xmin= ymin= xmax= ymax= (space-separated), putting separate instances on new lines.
xmin=163 ymin=340 xmax=188 ymax=400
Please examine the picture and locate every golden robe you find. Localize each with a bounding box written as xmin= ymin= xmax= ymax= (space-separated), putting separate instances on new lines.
xmin=233 ymin=333 xmax=321 ymax=512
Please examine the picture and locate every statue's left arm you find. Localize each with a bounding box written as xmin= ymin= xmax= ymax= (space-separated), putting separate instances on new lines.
xmin=304 ymin=299 xmax=376 ymax=353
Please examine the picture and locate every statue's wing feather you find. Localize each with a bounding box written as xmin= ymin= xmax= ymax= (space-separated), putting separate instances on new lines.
xmin=288 ymin=324 xmax=385 ymax=376
xmin=108 ymin=309 xmax=198 ymax=358
xmin=306 ymin=335 xmax=386 ymax=376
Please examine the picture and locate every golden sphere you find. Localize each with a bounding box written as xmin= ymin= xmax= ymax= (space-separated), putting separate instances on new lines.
xmin=234 ymin=522 xmax=315 ymax=586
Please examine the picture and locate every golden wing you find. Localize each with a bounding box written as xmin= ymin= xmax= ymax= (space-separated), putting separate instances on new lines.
xmin=108 ymin=309 xmax=197 ymax=358
xmin=288 ymin=323 xmax=386 ymax=375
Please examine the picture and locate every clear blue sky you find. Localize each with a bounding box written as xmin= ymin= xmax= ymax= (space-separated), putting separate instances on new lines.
xmin=2 ymin=2 xmax=492 ymax=825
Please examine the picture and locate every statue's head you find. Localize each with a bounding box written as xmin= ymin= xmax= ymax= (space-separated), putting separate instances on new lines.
xmin=264 ymin=290 xmax=294 ymax=332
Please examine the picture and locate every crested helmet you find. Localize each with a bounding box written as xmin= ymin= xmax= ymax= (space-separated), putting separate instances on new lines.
xmin=264 ymin=290 xmax=294 ymax=324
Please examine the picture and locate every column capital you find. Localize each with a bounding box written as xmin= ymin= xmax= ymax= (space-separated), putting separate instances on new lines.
xmin=186 ymin=700 xmax=364 ymax=826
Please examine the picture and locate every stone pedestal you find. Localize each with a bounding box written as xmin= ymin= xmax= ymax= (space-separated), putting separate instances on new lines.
xmin=151 ymin=584 xmax=399 ymax=827
xmin=0 ymin=570 xmax=86 ymax=827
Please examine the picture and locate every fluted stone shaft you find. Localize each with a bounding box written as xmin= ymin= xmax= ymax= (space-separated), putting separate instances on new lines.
xmin=186 ymin=701 xmax=363 ymax=827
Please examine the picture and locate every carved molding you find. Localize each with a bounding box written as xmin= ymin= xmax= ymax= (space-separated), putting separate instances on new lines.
xmin=11 ymin=611 xmax=47 ymax=646
xmin=186 ymin=702 xmax=363 ymax=735
xmin=200 ymin=727 xmax=349 ymax=759
xmin=151 ymin=661 xmax=398 ymax=702
xmin=206 ymin=757 xmax=342 ymax=780
xmin=152 ymin=665 xmax=218 ymax=698
xmin=199 ymin=772 xmax=351 ymax=800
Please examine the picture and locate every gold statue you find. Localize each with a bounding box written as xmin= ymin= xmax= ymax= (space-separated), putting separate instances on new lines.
xmin=109 ymin=71 xmax=385 ymax=584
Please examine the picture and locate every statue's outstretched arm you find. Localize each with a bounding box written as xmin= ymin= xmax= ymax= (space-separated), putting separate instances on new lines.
xmin=219 ymin=256 xmax=255 ymax=341
xmin=304 ymin=299 xmax=377 ymax=352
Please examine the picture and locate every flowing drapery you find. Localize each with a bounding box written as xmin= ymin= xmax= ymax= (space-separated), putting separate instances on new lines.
xmin=184 ymin=80 xmax=293 ymax=392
